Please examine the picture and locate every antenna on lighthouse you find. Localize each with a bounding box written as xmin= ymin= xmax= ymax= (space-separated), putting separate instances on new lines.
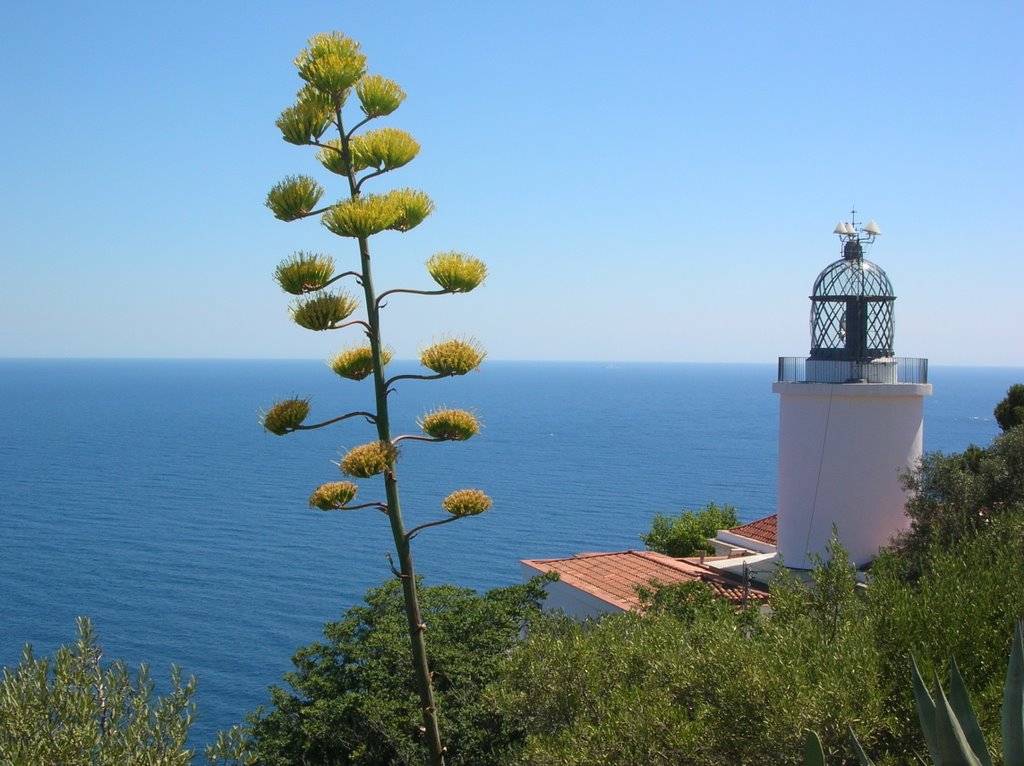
xmin=833 ymin=211 xmax=881 ymax=248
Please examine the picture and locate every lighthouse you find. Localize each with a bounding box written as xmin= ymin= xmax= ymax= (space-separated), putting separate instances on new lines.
xmin=773 ymin=214 xmax=932 ymax=569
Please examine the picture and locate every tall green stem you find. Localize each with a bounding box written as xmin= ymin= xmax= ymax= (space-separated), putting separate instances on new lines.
xmin=337 ymin=111 xmax=446 ymax=766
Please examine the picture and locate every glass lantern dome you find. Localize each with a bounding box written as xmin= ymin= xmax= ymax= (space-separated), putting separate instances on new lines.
xmin=809 ymin=235 xmax=895 ymax=362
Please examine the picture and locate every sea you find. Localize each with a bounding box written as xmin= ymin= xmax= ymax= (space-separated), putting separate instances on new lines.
xmin=0 ymin=359 xmax=1020 ymax=749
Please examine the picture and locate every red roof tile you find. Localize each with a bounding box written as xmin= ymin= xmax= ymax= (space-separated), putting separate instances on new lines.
xmin=728 ymin=514 xmax=777 ymax=546
xmin=522 ymin=550 xmax=768 ymax=612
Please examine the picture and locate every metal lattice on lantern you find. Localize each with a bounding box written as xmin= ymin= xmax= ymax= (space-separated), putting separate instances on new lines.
xmin=808 ymin=215 xmax=895 ymax=376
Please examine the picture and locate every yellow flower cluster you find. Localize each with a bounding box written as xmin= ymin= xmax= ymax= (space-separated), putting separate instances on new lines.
xmin=441 ymin=489 xmax=493 ymax=517
xmin=340 ymin=441 xmax=398 ymax=478
xmin=419 ymin=409 xmax=481 ymax=441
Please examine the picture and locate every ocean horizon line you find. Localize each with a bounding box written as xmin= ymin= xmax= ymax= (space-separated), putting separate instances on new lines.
xmin=2 ymin=356 xmax=1022 ymax=370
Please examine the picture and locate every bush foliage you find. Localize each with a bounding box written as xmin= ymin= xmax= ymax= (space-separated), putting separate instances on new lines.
xmin=640 ymin=501 xmax=738 ymax=557
xmin=234 ymin=578 xmax=549 ymax=766
xmin=0 ymin=618 xmax=196 ymax=766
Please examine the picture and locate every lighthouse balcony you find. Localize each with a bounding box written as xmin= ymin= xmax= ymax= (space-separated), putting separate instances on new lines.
xmin=777 ymin=356 xmax=928 ymax=384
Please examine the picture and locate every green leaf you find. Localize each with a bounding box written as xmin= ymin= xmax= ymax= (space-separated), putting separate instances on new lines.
xmin=848 ymin=725 xmax=876 ymax=766
xmin=912 ymin=655 xmax=940 ymax=764
xmin=948 ymin=657 xmax=992 ymax=766
xmin=1004 ymin=620 xmax=1024 ymax=766
xmin=802 ymin=729 xmax=825 ymax=766
xmin=933 ymin=679 xmax=984 ymax=766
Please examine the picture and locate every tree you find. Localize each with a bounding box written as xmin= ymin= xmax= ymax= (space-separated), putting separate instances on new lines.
xmin=224 ymin=578 xmax=548 ymax=766
xmin=259 ymin=33 xmax=490 ymax=766
xmin=0 ymin=618 xmax=196 ymax=766
xmin=640 ymin=501 xmax=738 ymax=557
xmin=995 ymin=383 xmax=1024 ymax=432
xmin=893 ymin=424 xmax=1024 ymax=580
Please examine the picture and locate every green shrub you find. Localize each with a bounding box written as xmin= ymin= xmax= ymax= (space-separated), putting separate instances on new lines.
xmin=640 ymin=502 xmax=738 ymax=557
xmin=232 ymin=578 xmax=548 ymax=766
xmin=492 ymin=538 xmax=886 ymax=765
xmin=0 ymin=618 xmax=195 ymax=766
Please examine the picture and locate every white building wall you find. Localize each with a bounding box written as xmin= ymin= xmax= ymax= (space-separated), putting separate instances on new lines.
xmin=773 ymin=382 xmax=931 ymax=569
xmin=519 ymin=563 xmax=623 ymax=620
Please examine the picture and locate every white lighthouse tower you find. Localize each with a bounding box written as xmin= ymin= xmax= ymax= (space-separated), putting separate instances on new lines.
xmin=773 ymin=214 xmax=932 ymax=569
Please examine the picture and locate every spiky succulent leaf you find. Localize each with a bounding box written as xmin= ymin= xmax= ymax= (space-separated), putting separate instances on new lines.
xmin=266 ymin=175 xmax=324 ymax=221
xmin=340 ymin=441 xmax=397 ymax=478
xmin=352 ymin=128 xmax=420 ymax=172
xmin=1004 ymin=621 xmax=1024 ymax=766
xmin=321 ymin=193 xmax=403 ymax=238
xmin=802 ymin=730 xmax=825 ymax=766
xmin=309 ymin=481 xmax=359 ymax=510
xmin=934 ymin=679 xmax=985 ymax=766
xmin=274 ymin=252 xmax=335 ymax=295
xmin=275 ymin=98 xmax=332 ymax=145
xmin=948 ymin=658 xmax=993 ymax=766
xmin=913 ymin=655 xmax=940 ymax=764
xmin=420 ymin=337 xmax=486 ymax=376
xmin=384 ymin=188 xmax=434 ymax=232
xmin=425 ymin=251 xmax=488 ymax=292
xmin=294 ymin=32 xmax=366 ymax=101
xmin=289 ymin=291 xmax=359 ymax=331
xmin=441 ymin=489 xmax=492 ymax=517
xmin=419 ymin=409 xmax=480 ymax=441
xmin=261 ymin=398 xmax=310 ymax=435
xmin=356 ymin=74 xmax=406 ymax=117
xmin=329 ymin=345 xmax=393 ymax=381
xmin=847 ymin=726 xmax=876 ymax=766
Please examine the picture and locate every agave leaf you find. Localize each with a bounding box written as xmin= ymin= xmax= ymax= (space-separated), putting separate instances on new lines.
xmin=948 ymin=657 xmax=992 ymax=766
xmin=933 ymin=680 xmax=984 ymax=766
xmin=912 ymin=655 xmax=940 ymax=764
xmin=848 ymin=725 xmax=876 ymax=766
xmin=802 ymin=730 xmax=825 ymax=766
xmin=1004 ymin=620 xmax=1024 ymax=766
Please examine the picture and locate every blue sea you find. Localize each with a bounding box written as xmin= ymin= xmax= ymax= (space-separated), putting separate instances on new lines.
xmin=0 ymin=359 xmax=1019 ymax=748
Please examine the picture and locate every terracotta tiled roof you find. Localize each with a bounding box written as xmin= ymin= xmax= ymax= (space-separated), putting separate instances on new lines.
xmin=728 ymin=514 xmax=777 ymax=546
xmin=522 ymin=550 xmax=769 ymax=612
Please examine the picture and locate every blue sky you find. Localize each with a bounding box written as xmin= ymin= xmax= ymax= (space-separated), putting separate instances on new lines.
xmin=1 ymin=1 xmax=1021 ymax=364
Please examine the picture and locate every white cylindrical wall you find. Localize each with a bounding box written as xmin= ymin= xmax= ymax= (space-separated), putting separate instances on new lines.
xmin=772 ymin=382 xmax=932 ymax=569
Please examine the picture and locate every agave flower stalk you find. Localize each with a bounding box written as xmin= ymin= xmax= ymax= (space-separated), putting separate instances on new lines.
xmin=260 ymin=32 xmax=492 ymax=766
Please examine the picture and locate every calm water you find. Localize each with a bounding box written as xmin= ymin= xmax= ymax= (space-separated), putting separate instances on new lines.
xmin=0 ymin=359 xmax=1018 ymax=747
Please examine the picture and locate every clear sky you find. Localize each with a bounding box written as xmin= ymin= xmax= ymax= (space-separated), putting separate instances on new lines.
xmin=1 ymin=1 xmax=1021 ymax=365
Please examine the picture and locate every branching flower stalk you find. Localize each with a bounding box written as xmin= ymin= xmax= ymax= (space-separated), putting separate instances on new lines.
xmin=260 ymin=32 xmax=491 ymax=766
